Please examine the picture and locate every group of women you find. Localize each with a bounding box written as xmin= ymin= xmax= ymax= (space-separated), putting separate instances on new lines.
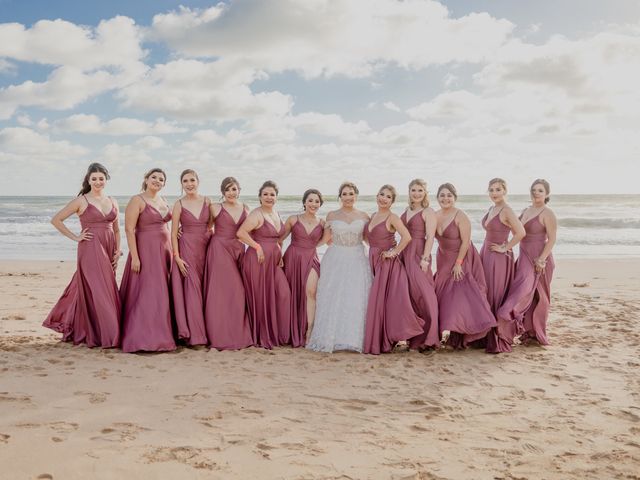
xmin=44 ymin=163 xmax=557 ymax=355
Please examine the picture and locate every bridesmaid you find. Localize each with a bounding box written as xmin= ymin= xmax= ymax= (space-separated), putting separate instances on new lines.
xmin=400 ymin=179 xmax=440 ymax=350
xmin=497 ymin=179 xmax=557 ymax=347
xmin=237 ymin=180 xmax=292 ymax=348
xmin=170 ymin=169 xmax=210 ymax=347
xmin=281 ymin=189 xmax=325 ymax=347
xmin=203 ymin=177 xmax=253 ymax=350
xmin=43 ymin=163 xmax=121 ymax=347
xmin=480 ymin=178 xmax=526 ymax=353
xmin=363 ymin=185 xmax=424 ymax=355
xmin=434 ymin=183 xmax=496 ymax=349
xmin=120 ymin=168 xmax=176 ymax=353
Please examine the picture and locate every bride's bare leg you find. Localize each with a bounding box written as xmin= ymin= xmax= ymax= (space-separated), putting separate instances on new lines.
xmin=305 ymin=269 xmax=319 ymax=344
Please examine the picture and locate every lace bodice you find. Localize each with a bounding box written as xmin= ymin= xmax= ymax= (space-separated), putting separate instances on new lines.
xmin=329 ymin=219 xmax=366 ymax=247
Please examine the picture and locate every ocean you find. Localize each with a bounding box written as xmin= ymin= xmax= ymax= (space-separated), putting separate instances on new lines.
xmin=0 ymin=195 xmax=639 ymax=260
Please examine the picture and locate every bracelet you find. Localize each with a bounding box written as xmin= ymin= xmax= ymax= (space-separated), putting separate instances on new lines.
xmin=455 ymin=258 xmax=463 ymax=265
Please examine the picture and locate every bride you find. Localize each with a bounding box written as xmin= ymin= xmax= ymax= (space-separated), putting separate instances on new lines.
xmin=307 ymin=181 xmax=372 ymax=352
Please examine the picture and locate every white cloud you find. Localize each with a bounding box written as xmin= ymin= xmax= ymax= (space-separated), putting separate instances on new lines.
xmin=136 ymin=136 xmax=166 ymax=149
xmin=54 ymin=114 xmax=187 ymax=135
xmin=0 ymin=16 xmax=145 ymax=70
xmin=116 ymin=59 xmax=292 ymax=121
xmin=0 ymin=58 xmax=16 ymax=74
xmin=0 ymin=127 xmax=88 ymax=159
xmin=383 ymin=101 xmax=401 ymax=112
xmin=150 ymin=0 xmax=514 ymax=78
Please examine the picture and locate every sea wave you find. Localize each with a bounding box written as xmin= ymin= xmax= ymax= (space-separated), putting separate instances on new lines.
xmin=559 ymin=218 xmax=640 ymax=229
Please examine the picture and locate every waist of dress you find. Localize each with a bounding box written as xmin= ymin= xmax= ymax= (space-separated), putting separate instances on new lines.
xmin=181 ymin=225 xmax=209 ymax=234
xmin=368 ymin=241 xmax=394 ymax=249
xmin=254 ymin=238 xmax=279 ymax=244
xmin=484 ymin=232 xmax=509 ymax=243
xmin=407 ymin=228 xmax=425 ymax=237
xmin=290 ymin=242 xmax=317 ymax=249
xmin=331 ymin=243 xmax=364 ymax=249
xmin=136 ymin=225 xmax=168 ymax=233
xmin=521 ymin=234 xmax=547 ymax=243
xmin=212 ymin=232 xmax=240 ymax=241
xmin=81 ymin=222 xmax=113 ymax=230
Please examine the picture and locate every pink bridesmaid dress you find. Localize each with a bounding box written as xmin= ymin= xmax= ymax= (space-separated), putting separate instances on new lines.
xmin=480 ymin=208 xmax=516 ymax=353
xmin=170 ymin=200 xmax=210 ymax=346
xmin=242 ymin=218 xmax=292 ymax=349
xmin=399 ymin=210 xmax=440 ymax=349
xmin=497 ymin=212 xmax=554 ymax=347
xmin=203 ymin=207 xmax=253 ymax=350
xmin=434 ymin=215 xmax=496 ymax=349
xmin=363 ymin=220 xmax=425 ymax=354
xmin=43 ymin=196 xmax=120 ymax=347
xmin=120 ymin=197 xmax=176 ymax=352
xmin=283 ymin=218 xmax=322 ymax=347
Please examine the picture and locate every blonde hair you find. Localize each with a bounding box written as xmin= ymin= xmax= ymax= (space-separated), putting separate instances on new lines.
xmin=488 ymin=177 xmax=507 ymax=193
xmin=408 ymin=178 xmax=429 ymax=208
xmin=378 ymin=184 xmax=397 ymax=203
xmin=530 ymin=178 xmax=551 ymax=204
xmin=338 ymin=181 xmax=359 ymax=196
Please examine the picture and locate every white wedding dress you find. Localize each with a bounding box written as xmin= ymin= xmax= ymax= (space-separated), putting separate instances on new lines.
xmin=306 ymin=219 xmax=372 ymax=353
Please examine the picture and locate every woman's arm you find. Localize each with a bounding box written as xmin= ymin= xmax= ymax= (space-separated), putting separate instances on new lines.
xmin=280 ymin=215 xmax=296 ymax=242
xmin=452 ymin=212 xmax=471 ymax=281
xmin=421 ymin=208 xmax=437 ymax=272
xmin=171 ymin=201 xmax=189 ymax=276
xmin=51 ymin=197 xmax=91 ymax=243
xmin=124 ymin=196 xmax=143 ymax=273
xmin=536 ymin=209 xmax=557 ymax=271
xmin=382 ymin=214 xmax=412 ymax=258
xmin=110 ymin=198 xmax=122 ymax=269
xmin=237 ymin=210 xmax=265 ymax=264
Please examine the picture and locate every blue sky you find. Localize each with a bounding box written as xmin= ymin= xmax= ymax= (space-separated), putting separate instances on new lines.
xmin=1 ymin=0 xmax=639 ymax=195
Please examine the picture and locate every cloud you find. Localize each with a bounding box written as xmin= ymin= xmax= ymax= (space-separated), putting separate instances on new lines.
xmin=150 ymin=0 xmax=514 ymax=78
xmin=0 ymin=16 xmax=144 ymax=70
xmin=54 ymin=114 xmax=187 ymax=135
xmin=116 ymin=58 xmax=292 ymax=121
xmin=0 ymin=127 xmax=88 ymax=160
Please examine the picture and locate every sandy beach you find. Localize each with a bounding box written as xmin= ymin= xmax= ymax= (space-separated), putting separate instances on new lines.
xmin=1 ymin=258 xmax=639 ymax=479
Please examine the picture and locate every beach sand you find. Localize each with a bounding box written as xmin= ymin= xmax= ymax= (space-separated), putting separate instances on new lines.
xmin=1 ymin=258 xmax=639 ymax=479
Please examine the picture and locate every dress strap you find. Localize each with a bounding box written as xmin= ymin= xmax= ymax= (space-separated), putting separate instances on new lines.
xmin=82 ymin=194 xmax=89 ymax=205
xmin=138 ymin=194 xmax=148 ymax=205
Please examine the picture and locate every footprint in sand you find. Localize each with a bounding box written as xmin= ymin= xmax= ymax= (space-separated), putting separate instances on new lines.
xmin=0 ymin=433 xmax=9 ymax=443
xmin=91 ymin=422 xmax=149 ymax=442
xmin=74 ymin=391 xmax=109 ymax=404
xmin=0 ymin=392 xmax=32 ymax=403
xmin=35 ymin=474 xmax=53 ymax=480
xmin=143 ymin=446 xmax=220 ymax=471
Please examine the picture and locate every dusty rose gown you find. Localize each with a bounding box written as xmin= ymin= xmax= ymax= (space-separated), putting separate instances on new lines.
xmin=363 ymin=220 xmax=425 ymax=354
xmin=497 ymin=212 xmax=554 ymax=347
xmin=170 ymin=200 xmax=210 ymax=346
xmin=480 ymin=209 xmax=516 ymax=353
xmin=242 ymin=218 xmax=292 ymax=349
xmin=434 ymin=215 xmax=496 ymax=349
xmin=283 ymin=218 xmax=322 ymax=347
xmin=43 ymin=196 xmax=120 ymax=347
xmin=120 ymin=197 xmax=176 ymax=353
xmin=203 ymin=207 xmax=253 ymax=350
xmin=400 ymin=210 xmax=440 ymax=349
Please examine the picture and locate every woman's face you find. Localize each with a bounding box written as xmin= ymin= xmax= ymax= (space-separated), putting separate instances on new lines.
xmin=146 ymin=172 xmax=165 ymax=192
xmin=304 ymin=193 xmax=321 ymax=214
xmin=89 ymin=172 xmax=107 ymax=192
xmin=438 ymin=188 xmax=456 ymax=208
xmin=488 ymin=183 xmax=506 ymax=204
xmin=260 ymin=187 xmax=277 ymax=207
xmin=224 ymin=183 xmax=240 ymax=202
xmin=409 ymin=184 xmax=426 ymax=205
xmin=181 ymin=173 xmax=199 ymax=194
xmin=376 ymin=188 xmax=394 ymax=209
xmin=340 ymin=187 xmax=357 ymax=207
xmin=530 ymin=183 xmax=547 ymax=203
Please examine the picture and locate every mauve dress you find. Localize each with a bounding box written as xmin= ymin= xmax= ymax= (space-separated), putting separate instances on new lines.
xmin=363 ymin=220 xmax=425 ymax=354
xmin=120 ymin=199 xmax=176 ymax=353
xmin=242 ymin=219 xmax=292 ymax=349
xmin=170 ymin=200 xmax=210 ymax=346
xmin=497 ymin=212 xmax=554 ymax=347
xmin=480 ymin=209 xmax=516 ymax=353
xmin=400 ymin=210 xmax=440 ymax=349
xmin=283 ymin=219 xmax=322 ymax=347
xmin=434 ymin=216 xmax=496 ymax=349
xmin=43 ymin=197 xmax=120 ymax=347
xmin=203 ymin=207 xmax=253 ymax=350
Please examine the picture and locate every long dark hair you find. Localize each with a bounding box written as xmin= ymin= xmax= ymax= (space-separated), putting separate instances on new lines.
xmin=78 ymin=163 xmax=110 ymax=196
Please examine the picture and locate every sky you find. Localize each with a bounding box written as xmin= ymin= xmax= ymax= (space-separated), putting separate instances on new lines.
xmin=0 ymin=0 xmax=639 ymax=196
